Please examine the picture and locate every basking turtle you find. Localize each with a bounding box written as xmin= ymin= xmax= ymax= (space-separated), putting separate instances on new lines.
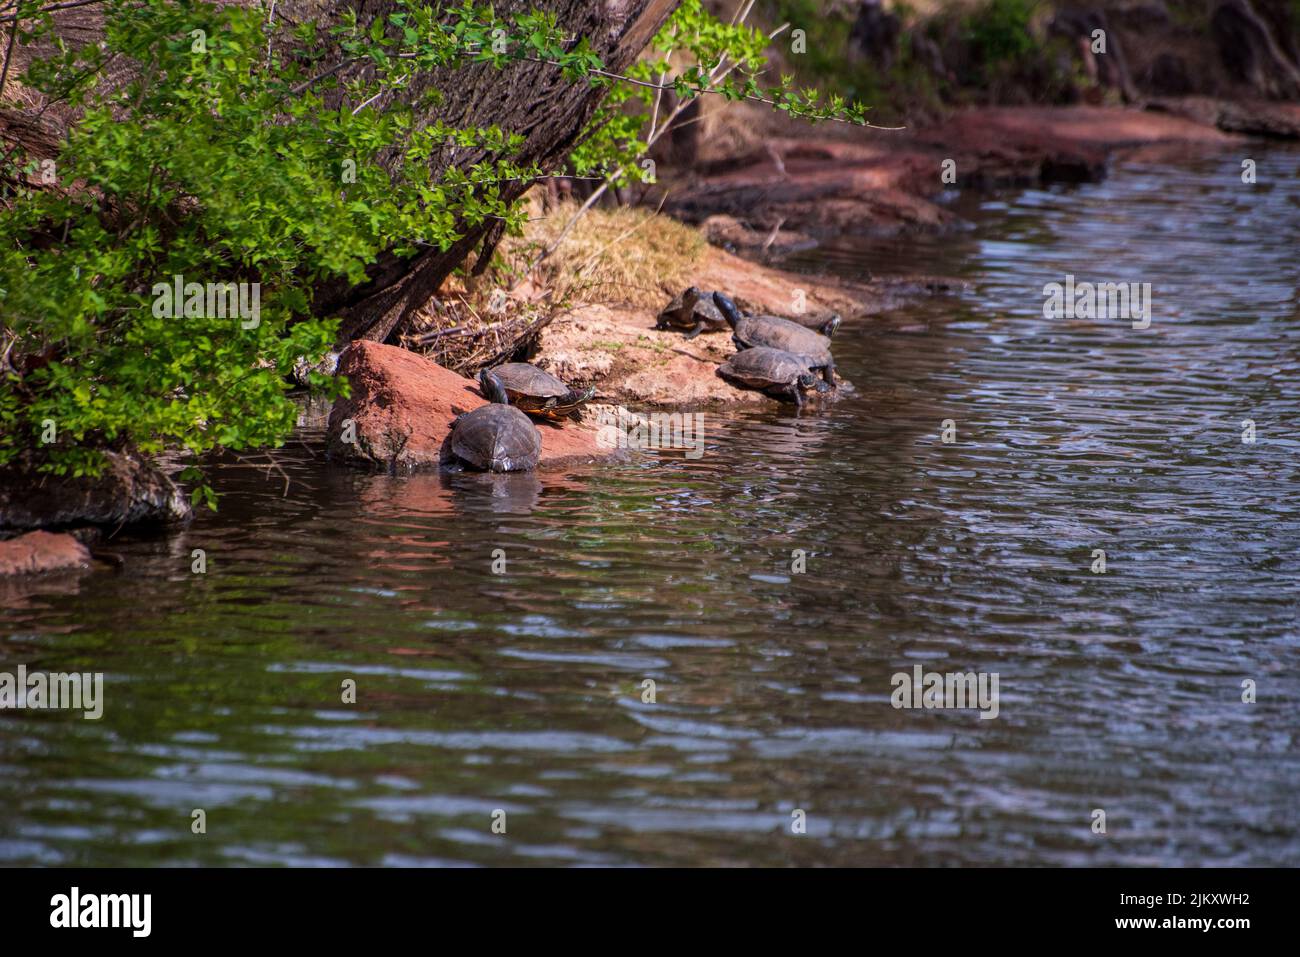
xmin=449 ymin=370 xmax=543 ymax=472
xmin=712 ymin=292 xmax=836 ymax=386
xmin=488 ymin=362 xmax=595 ymax=422
xmin=717 ymin=347 xmax=832 ymax=408
xmin=789 ymin=312 xmax=841 ymax=338
xmin=656 ymin=286 xmax=729 ymax=339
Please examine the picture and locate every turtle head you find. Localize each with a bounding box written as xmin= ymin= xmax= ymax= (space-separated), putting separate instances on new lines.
xmin=799 ymin=371 xmax=831 ymax=395
xmin=820 ymin=314 xmax=842 ymax=339
xmin=479 ymin=368 xmax=510 ymax=405
xmin=712 ymin=291 xmax=743 ymax=329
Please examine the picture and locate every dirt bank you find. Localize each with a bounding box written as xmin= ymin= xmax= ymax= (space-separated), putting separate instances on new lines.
xmin=531 ymin=243 xmax=959 ymax=408
xmin=660 ymin=102 xmax=1257 ymax=252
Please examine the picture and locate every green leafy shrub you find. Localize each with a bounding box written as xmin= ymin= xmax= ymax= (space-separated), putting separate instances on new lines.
xmin=572 ymin=0 xmax=869 ymax=186
xmin=0 ymin=0 xmax=865 ymax=507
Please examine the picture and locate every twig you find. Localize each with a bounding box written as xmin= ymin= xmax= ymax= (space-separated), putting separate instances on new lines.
xmin=0 ymin=1 xmax=22 ymax=104
xmin=759 ymin=217 xmax=785 ymax=253
xmin=0 ymin=328 xmax=18 ymax=377
xmin=0 ymin=0 xmax=104 ymax=23
xmin=518 ymin=17 xmax=816 ymax=284
xmin=232 ymin=450 xmax=292 ymax=497
xmin=765 ymin=142 xmax=787 ymax=179
xmin=265 ymin=1 xmax=276 ymax=67
xmin=288 ymin=57 xmax=353 ymax=96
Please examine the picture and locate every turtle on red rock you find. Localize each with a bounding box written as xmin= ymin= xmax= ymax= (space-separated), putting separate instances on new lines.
xmin=487 ymin=362 xmax=595 ymax=422
xmin=450 ymin=370 xmax=543 ymax=472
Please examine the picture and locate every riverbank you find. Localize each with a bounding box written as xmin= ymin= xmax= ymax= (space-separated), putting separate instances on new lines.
xmin=530 ymin=244 xmax=960 ymax=408
xmin=654 ymin=98 xmax=1293 ymax=254
xmin=521 ymin=97 xmax=1292 ymax=407
xmin=2 ymin=97 xmax=1293 ymax=553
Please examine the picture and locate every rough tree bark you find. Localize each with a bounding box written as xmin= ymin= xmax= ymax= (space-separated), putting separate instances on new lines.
xmin=0 ymin=0 xmax=680 ymax=344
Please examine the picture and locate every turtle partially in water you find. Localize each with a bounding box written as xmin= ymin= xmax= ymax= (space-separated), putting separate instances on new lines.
xmin=449 ymin=370 xmax=543 ymax=472
xmin=656 ymin=286 xmax=729 ymax=339
xmin=717 ymin=347 xmax=832 ymax=408
xmin=487 ymin=362 xmax=595 ymax=422
xmin=712 ymin=292 xmax=836 ymax=386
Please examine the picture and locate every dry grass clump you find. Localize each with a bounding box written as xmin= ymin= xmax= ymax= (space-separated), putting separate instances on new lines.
xmin=501 ymin=200 xmax=706 ymax=308
xmin=403 ymin=200 xmax=705 ymax=375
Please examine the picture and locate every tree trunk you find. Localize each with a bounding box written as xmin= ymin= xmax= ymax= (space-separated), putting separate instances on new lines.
xmin=0 ymin=0 xmax=680 ymax=344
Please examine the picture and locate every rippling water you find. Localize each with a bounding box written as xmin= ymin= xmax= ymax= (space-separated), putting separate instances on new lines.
xmin=3 ymin=145 xmax=1298 ymax=866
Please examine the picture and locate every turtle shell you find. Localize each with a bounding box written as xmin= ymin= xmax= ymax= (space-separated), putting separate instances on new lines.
xmin=490 ymin=363 xmax=569 ymax=400
xmin=713 ymin=291 xmax=836 ymax=385
xmin=487 ymin=363 xmax=593 ymax=420
xmin=787 ymin=313 xmax=841 ymax=338
xmin=733 ymin=315 xmax=833 ymax=363
xmin=451 ymin=404 xmax=542 ymax=472
xmin=718 ymin=347 xmax=814 ymax=390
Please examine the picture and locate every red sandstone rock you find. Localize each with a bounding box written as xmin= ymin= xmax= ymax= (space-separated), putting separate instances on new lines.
xmin=666 ymin=105 xmax=1248 ymax=244
xmin=0 ymin=531 xmax=92 ymax=576
xmin=921 ymin=105 xmax=1236 ymax=163
xmin=326 ymin=341 xmax=618 ymax=472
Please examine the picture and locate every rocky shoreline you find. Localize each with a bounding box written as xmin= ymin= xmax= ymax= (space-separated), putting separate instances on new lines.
xmin=660 ymin=100 xmax=1292 ymax=256
xmin=3 ymin=97 xmax=1297 ymax=569
xmin=529 ymin=98 xmax=1294 ymax=408
xmin=529 ymin=244 xmax=927 ymax=408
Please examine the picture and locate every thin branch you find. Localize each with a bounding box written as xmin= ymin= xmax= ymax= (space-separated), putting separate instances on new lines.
xmin=265 ymin=0 xmax=276 ymax=67
xmin=0 ymin=0 xmax=104 ymax=23
xmin=520 ymin=19 xmax=812 ymax=281
xmin=287 ymin=57 xmax=354 ymax=96
xmin=0 ymin=0 xmax=22 ymax=103
xmin=759 ymin=216 xmax=785 ymax=253
xmin=0 ymin=328 xmax=19 ymax=377
xmin=231 ymin=450 xmax=292 ymax=497
xmin=645 ymin=67 xmax=665 ymax=144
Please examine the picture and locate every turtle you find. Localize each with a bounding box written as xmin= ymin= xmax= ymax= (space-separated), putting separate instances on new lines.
xmin=449 ymin=370 xmax=543 ymax=472
xmin=788 ymin=312 xmax=842 ymax=338
xmin=655 ymin=286 xmax=729 ymax=339
xmin=717 ymin=347 xmax=833 ymax=408
xmin=486 ymin=362 xmax=595 ymax=422
xmin=712 ymin=291 xmax=836 ymax=386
